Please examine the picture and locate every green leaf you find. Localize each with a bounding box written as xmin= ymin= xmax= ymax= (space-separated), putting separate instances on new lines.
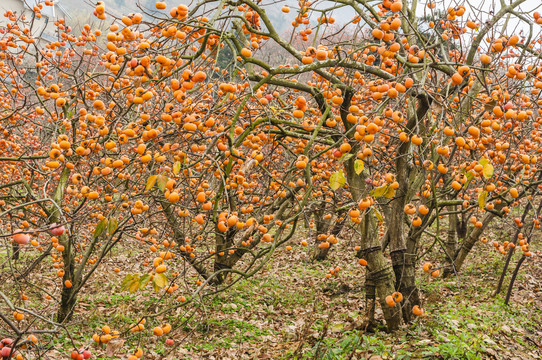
xmin=107 ymin=217 xmax=118 ymax=236
xmin=173 ymin=161 xmax=182 ymax=175
xmin=330 ymin=170 xmax=346 ymax=191
xmin=478 ymin=190 xmax=488 ymax=209
xmin=145 ymin=175 xmax=158 ymax=191
xmin=153 ymin=273 xmax=168 ymax=290
xmin=371 ymin=184 xmax=389 ymax=197
xmin=479 ymin=157 xmax=489 ymax=167
xmin=354 ymin=159 xmax=364 ymax=175
xmin=482 ymin=164 xmax=494 ymax=179
xmin=156 ymin=175 xmax=168 ymax=191
xmin=94 ymin=218 xmax=108 ymax=238
xmin=339 ymin=153 xmax=354 ymax=163
xmin=463 ymin=170 xmax=474 ymax=188
xmin=140 ymin=274 xmax=151 ymax=289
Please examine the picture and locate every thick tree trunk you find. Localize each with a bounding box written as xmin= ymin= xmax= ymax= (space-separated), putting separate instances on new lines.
xmin=312 ymin=242 xmax=331 ymax=261
xmin=387 ymin=185 xmax=420 ymax=324
xmin=213 ymin=194 xmax=295 ymax=282
xmin=387 ymin=202 xmax=420 ymax=325
xmin=345 ymin=159 xmax=401 ymax=331
xmin=57 ymin=296 xmax=77 ymax=323
xmin=386 ymin=91 xmax=431 ymax=323
xmin=358 ymin=214 xmax=402 ymax=331
xmin=338 ymin=88 xmax=403 ymax=331
xmin=161 ymin=202 xmax=214 ymax=281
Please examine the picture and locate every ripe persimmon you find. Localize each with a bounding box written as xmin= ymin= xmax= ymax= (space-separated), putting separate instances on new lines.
xmin=385 ymin=295 xmax=396 ymax=307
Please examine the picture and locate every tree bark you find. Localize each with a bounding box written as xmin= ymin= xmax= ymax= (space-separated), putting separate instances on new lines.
xmin=448 ymin=203 xmax=503 ymax=275
xmin=386 ymin=93 xmax=430 ymax=323
xmin=363 ymin=271 xmax=377 ymax=328
xmin=11 ymin=243 xmax=19 ymax=261
xmin=504 ymin=255 xmax=525 ymax=305
xmin=358 ymin=214 xmax=402 ymax=331
xmin=311 ymin=206 xmax=345 ymax=261
xmin=57 ymin=255 xmax=76 ymax=323
xmin=345 ymin=157 xmax=401 ymax=331
xmin=390 ymin=250 xmax=420 ymax=324
xmin=311 ymin=206 xmax=331 ymax=261
xmin=51 ymin=168 xmax=79 ymax=323
xmin=445 ymin=208 xmax=458 ymax=265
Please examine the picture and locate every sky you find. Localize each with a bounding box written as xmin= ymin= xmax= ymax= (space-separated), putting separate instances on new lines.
xmin=5 ymin=0 xmax=542 ymax=39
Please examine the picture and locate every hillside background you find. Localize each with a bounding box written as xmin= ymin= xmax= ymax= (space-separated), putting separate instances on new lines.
xmin=58 ymin=0 xmax=353 ymax=36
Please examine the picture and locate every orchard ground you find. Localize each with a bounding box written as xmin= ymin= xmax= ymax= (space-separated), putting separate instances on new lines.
xmin=4 ymin=226 xmax=541 ymax=360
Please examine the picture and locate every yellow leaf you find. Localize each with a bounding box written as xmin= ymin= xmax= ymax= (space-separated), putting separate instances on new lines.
xmin=384 ymin=186 xmax=395 ymax=199
xmin=374 ymin=208 xmax=383 ymax=222
xmin=371 ymin=184 xmax=389 ymax=197
xmin=145 ymin=175 xmax=157 ymax=191
xmin=482 ymin=164 xmax=494 ymax=179
xmin=478 ymin=190 xmax=487 ymax=209
xmin=354 ymin=159 xmax=364 ymax=175
xmin=154 ymin=273 xmax=168 ymax=288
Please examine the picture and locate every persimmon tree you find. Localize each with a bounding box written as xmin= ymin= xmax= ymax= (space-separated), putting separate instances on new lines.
xmin=0 ymin=0 xmax=541 ymax=357
xmin=1 ymin=2 xmax=313 ymax=357
xmin=151 ymin=0 xmax=542 ymax=330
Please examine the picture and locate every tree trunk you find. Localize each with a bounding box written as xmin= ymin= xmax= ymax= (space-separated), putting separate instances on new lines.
xmin=57 ymin=284 xmax=77 ymax=323
xmin=363 ymin=272 xmax=377 ymax=329
xmin=311 ymin=206 xmax=345 ymax=261
xmin=447 ymin=203 xmax=503 ymax=276
xmin=214 ymin=223 xmax=239 ymax=284
xmin=359 ymin=214 xmax=402 ymax=331
xmin=312 ymin=242 xmax=331 ymax=261
xmin=345 ymin=161 xmax=401 ymax=330
xmin=457 ymin=212 xmax=468 ymax=241
xmin=390 ymin=250 xmax=420 ymax=324
xmin=445 ymin=210 xmax=458 ymax=265
xmin=57 ymin=244 xmax=76 ymax=323
xmin=337 ymin=88 xmax=402 ymax=331
xmin=161 ymin=202 xmax=214 ymax=281
xmin=387 ymin=184 xmax=420 ymax=323
xmin=386 ymin=91 xmax=431 ymax=323
xmin=11 ymin=242 xmax=19 ymax=261
xmin=311 ymin=206 xmax=331 ymax=261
